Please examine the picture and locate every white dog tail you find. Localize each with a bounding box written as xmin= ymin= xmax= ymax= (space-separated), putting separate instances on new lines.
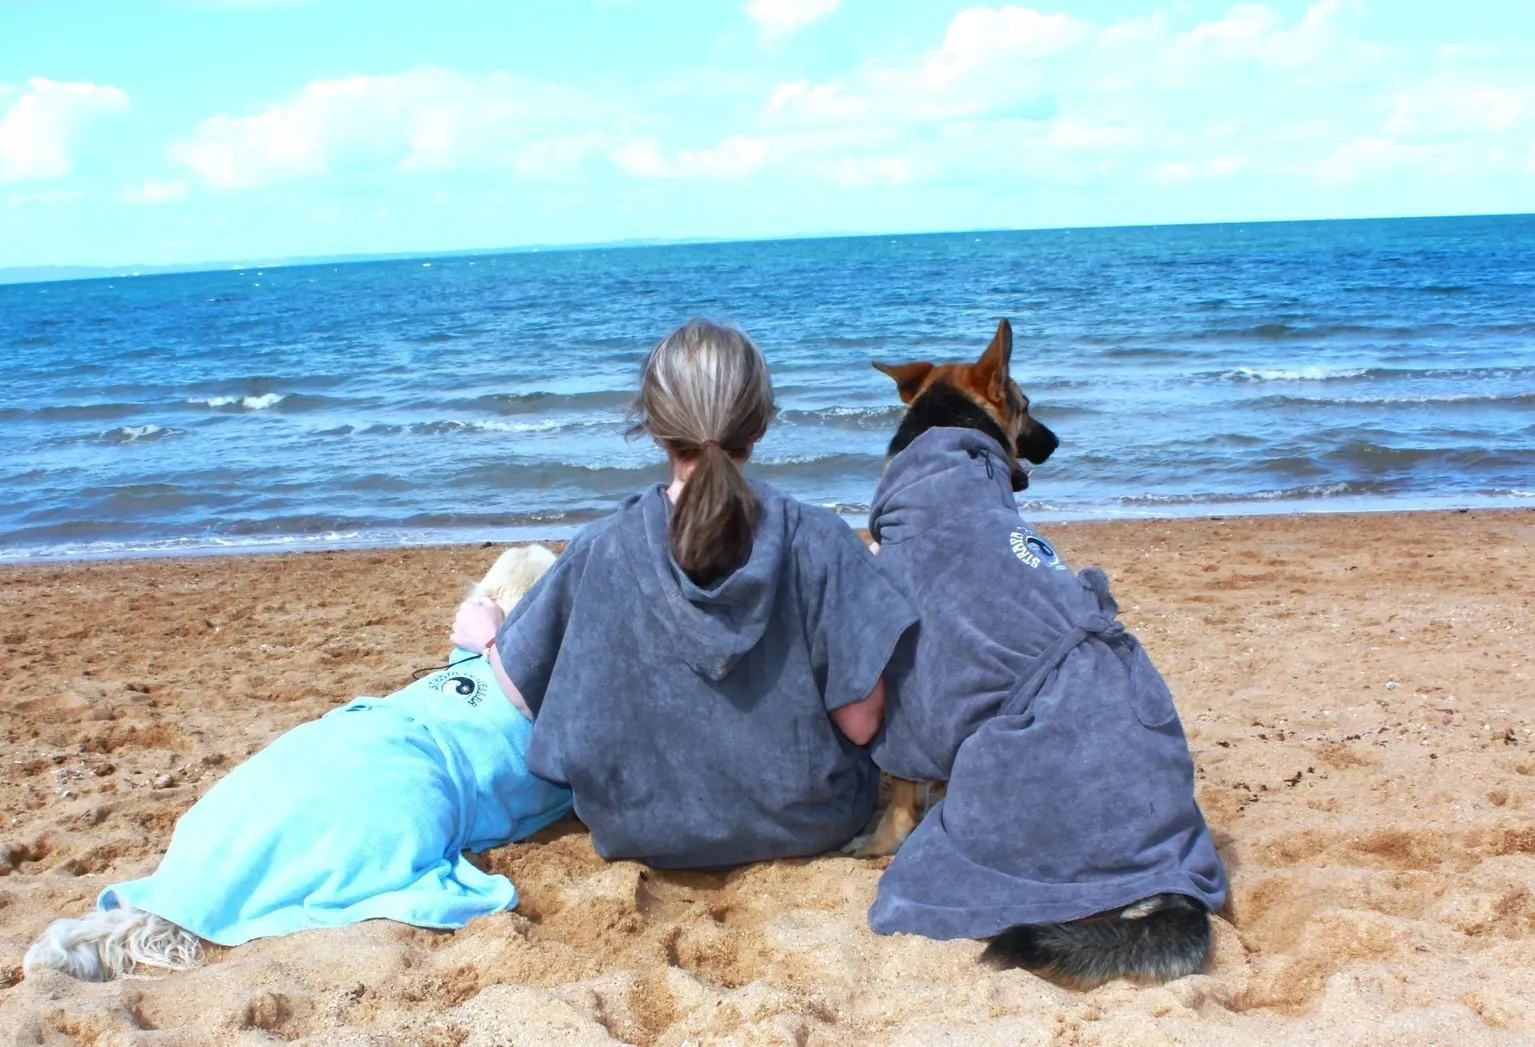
xmin=472 ymin=543 xmax=558 ymax=615
xmin=24 ymin=906 xmax=202 ymax=981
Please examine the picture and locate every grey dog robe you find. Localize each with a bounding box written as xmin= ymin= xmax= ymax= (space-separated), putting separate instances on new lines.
xmin=866 ymin=427 xmax=1227 ymax=940
xmin=496 ymin=482 xmax=917 ymax=870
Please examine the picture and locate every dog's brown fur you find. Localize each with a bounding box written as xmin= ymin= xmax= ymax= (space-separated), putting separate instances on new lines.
xmin=874 ymin=318 xmax=1058 ymax=492
xmin=846 ymin=318 xmax=1057 ymax=859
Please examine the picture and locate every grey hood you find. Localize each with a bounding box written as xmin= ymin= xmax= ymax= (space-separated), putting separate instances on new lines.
xmin=870 ymin=427 xmax=1016 ymax=546
xmin=618 ymin=482 xmax=792 ymax=681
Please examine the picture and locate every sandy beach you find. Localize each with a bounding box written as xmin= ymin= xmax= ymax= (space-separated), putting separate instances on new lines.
xmin=2 ymin=507 xmax=1533 ymax=1046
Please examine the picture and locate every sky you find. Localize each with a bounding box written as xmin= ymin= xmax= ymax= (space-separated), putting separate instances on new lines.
xmin=2 ymin=0 xmax=1533 ymax=269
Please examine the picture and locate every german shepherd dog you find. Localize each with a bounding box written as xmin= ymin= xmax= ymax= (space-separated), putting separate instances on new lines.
xmin=851 ymin=319 xmax=1215 ymax=988
xmin=847 ymin=317 xmax=1057 ymax=857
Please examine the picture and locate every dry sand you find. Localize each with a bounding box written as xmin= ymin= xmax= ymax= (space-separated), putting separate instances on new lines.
xmin=2 ymin=508 xmax=1533 ymax=1046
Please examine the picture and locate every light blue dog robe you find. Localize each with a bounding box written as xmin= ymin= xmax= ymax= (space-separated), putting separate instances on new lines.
xmin=99 ymin=652 xmax=573 ymax=946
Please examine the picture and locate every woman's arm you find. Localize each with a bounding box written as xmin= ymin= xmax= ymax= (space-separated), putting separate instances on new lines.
xmin=452 ymin=597 xmax=534 ymax=720
xmin=485 ymin=641 xmax=534 ymax=721
xmin=830 ymin=676 xmax=886 ymax=746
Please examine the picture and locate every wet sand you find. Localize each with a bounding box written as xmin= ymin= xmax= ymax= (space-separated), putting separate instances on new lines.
xmin=2 ymin=508 xmax=1533 ymax=1045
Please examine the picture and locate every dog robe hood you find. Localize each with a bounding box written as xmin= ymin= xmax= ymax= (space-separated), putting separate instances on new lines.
xmin=866 ymin=427 xmax=1227 ymax=939
xmin=499 ymin=482 xmax=916 ymax=869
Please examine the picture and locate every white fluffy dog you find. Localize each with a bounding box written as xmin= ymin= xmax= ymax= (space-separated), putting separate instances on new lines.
xmin=25 ymin=544 xmax=557 ymax=982
xmin=470 ymin=542 xmax=558 ymax=614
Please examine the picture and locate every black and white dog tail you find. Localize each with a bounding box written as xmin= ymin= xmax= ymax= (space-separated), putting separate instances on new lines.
xmin=981 ymin=894 xmax=1210 ymax=988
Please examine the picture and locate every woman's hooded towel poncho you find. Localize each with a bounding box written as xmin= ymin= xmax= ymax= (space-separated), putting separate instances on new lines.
xmin=497 ymin=482 xmax=917 ymax=870
xmin=866 ymin=427 xmax=1227 ymax=940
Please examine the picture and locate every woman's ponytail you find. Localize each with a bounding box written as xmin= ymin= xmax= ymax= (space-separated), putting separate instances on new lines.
xmin=670 ymin=441 xmax=758 ymax=586
xmin=630 ymin=320 xmax=776 ymax=588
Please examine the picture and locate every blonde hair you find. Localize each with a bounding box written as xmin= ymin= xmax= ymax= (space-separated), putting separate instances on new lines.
xmin=630 ymin=320 xmax=775 ymax=587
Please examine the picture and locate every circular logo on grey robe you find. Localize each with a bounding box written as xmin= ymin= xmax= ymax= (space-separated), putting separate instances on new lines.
xmin=1009 ymin=530 xmax=1059 ymax=569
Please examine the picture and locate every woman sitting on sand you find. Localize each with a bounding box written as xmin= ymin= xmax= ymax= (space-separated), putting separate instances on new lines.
xmin=26 ymin=319 xmax=910 ymax=982
xmin=451 ymin=319 xmax=917 ymax=869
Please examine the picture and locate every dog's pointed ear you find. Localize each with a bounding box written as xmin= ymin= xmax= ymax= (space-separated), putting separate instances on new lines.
xmin=873 ymin=360 xmax=934 ymax=405
xmin=973 ymin=319 xmax=1014 ymax=401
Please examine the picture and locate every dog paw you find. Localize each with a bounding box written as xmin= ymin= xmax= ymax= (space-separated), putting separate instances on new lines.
xmin=841 ymin=833 xmax=899 ymax=859
xmin=840 ymin=834 xmax=876 ymax=857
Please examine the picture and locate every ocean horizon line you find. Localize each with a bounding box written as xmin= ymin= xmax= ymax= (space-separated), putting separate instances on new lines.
xmin=5 ymin=209 xmax=1533 ymax=288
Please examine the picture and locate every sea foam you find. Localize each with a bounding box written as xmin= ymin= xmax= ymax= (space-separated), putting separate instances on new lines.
xmin=188 ymin=393 xmax=287 ymax=410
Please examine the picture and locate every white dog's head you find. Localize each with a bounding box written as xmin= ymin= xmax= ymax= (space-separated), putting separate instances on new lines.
xmin=471 ymin=544 xmax=558 ymax=615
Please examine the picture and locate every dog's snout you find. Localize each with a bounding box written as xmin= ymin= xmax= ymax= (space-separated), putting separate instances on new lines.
xmin=1017 ymin=422 xmax=1059 ymax=466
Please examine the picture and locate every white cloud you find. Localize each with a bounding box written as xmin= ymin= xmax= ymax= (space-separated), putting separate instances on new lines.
xmin=1315 ymin=137 xmax=1457 ymax=185
xmin=746 ymin=0 xmax=839 ymax=42
xmin=684 ymin=1 xmax=1528 ymax=193
xmin=611 ymin=124 xmax=926 ymax=187
xmin=764 ymin=80 xmax=869 ymax=120
xmin=1385 ymin=79 xmax=1532 ymax=138
xmin=0 ymin=78 xmax=129 ymax=183
xmin=827 ymin=154 xmax=914 ymax=187
xmin=136 ymin=2 xmax=1535 ymax=213
xmin=123 ymin=178 xmax=189 ymax=204
xmin=1179 ymin=2 xmax=1277 ymax=58
xmin=1046 ymin=120 xmax=1134 ymax=150
xmin=612 ymin=135 xmax=771 ymax=179
xmin=596 ymin=2 xmax=1532 ymax=198
xmin=1437 ymin=43 xmax=1502 ymax=64
xmin=1148 ymin=156 xmax=1245 ymax=185
xmin=507 ymin=133 xmax=617 ymax=181
xmin=927 ymin=6 xmax=1087 ymax=76
xmin=172 ymin=68 xmax=606 ymax=189
xmin=6 ymin=189 xmax=86 ymax=208
xmin=610 ymin=139 xmax=671 ymax=179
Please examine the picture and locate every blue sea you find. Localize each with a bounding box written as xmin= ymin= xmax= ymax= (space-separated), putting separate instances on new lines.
xmin=3 ymin=215 xmax=1533 ymax=561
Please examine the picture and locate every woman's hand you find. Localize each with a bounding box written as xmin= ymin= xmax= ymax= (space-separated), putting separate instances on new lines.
xmin=451 ymin=596 xmax=505 ymax=655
